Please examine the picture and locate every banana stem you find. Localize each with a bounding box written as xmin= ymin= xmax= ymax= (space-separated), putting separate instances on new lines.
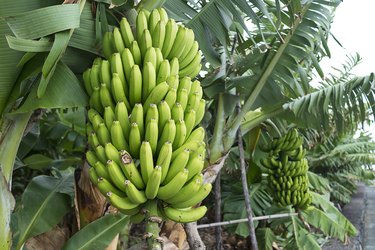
xmin=209 ymin=93 xmax=225 ymax=163
xmin=145 ymin=200 xmax=162 ymax=250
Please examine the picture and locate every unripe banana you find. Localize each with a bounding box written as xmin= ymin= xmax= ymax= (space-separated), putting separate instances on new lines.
xmin=95 ymin=145 xmax=107 ymax=163
xmin=155 ymin=47 xmax=163 ymax=71
xmin=86 ymin=150 xmax=99 ymax=166
xmin=124 ymin=180 xmax=147 ymax=204
xmin=100 ymin=60 xmax=111 ymax=88
xmin=94 ymin=161 xmax=110 ymax=180
xmin=171 ymin=102 xmax=184 ymax=122
xmin=178 ymin=76 xmax=191 ymax=94
xmin=88 ymin=131 xmax=100 ymax=149
xmin=107 ymin=160 xmax=127 ymax=192
xmin=115 ymin=101 xmax=131 ymax=138
xmin=89 ymin=111 xmax=104 ymax=131
xmin=145 ymin=103 xmax=159 ymax=125
xmin=139 ymin=29 xmax=152 ymax=58
xmin=157 ymin=168 xmax=188 ymax=200
xmin=129 ymin=123 xmax=141 ymax=158
xmin=173 ymin=119 xmax=187 ymax=149
xmin=111 ymin=73 xmax=130 ymax=105
xmin=120 ymin=151 xmax=145 ymax=189
xmin=111 ymin=120 xmax=129 ymax=151
xmin=104 ymin=142 xmax=121 ymax=165
xmin=158 ymin=8 xmax=168 ymax=22
xmin=179 ymin=41 xmax=199 ymax=69
xmin=177 ymin=88 xmax=188 ymax=110
xmin=110 ymin=53 xmax=126 ymax=89
xmin=143 ymin=81 xmax=170 ymax=109
xmin=88 ymin=167 xmax=98 ymax=185
xmin=129 ymin=65 xmax=143 ymax=107
xmin=86 ymin=123 xmax=94 ymax=137
xmin=172 ymin=182 xmax=212 ymax=209
xmin=142 ymin=62 xmax=156 ymax=102
xmin=136 ymin=10 xmax=148 ymax=40
xmin=163 ymin=205 xmax=207 ymax=223
xmin=102 ymin=32 xmax=114 ymax=59
xmin=170 ymin=57 xmax=179 ymax=76
xmin=145 ymin=118 xmax=158 ymax=155
xmin=171 ymin=140 xmax=200 ymax=161
xmin=130 ymin=41 xmax=142 ymax=66
xmin=194 ymin=99 xmax=206 ymax=126
xmin=156 ymin=141 xmax=173 ymax=183
xmin=166 ymin=75 xmax=179 ymax=90
xmin=97 ymin=177 xmax=125 ymax=197
xmin=157 ymin=119 xmax=176 ymax=152
xmin=143 ymin=47 xmax=157 ymax=70
xmin=104 ymin=106 xmax=115 ymax=129
xmin=152 ymin=20 xmax=166 ymax=49
xmin=157 ymin=100 xmax=171 ymax=134
xmin=164 ymin=88 xmax=177 ymax=109
xmin=185 ymin=127 xmax=205 ymax=145
xmin=97 ymin=123 xmax=111 ymax=145
xmin=140 ymin=141 xmax=154 ymax=183
xmin=184 ymin=109 xmax=196 ymax=138
xmin=130 ymin=103 xmax=144 ymax=139
xmin=145 ymin=165 xmax=162 ymax=199
xmin=178 ymin=28 xmax=195 ymax=62
xmin=93 ymin=57 xmax=102 ymax=67
xmin=186 ymin=154 xmax=204 ymax=181
xmin=189 ymin=78 xmax=200 ymax=97
xmin=167 ymin=26 xmax=187 ymax=60
xmin=107 ymin=192 xmax=139 ymax=210
xmin=156 ymin=60 xmax=170 ymax=84
xmin=121 ymin=48 xmax=135 ymax=83
xmin=181 ymin=52 xmax=202 ymax=78
xmin=148 ymin=9 xmax=160 ymax=33
xmin=90 ymin=64 xmax=100 ymax=89
xmin=113 ymin=27 xmax=125 ymax=53
xmin=162 ymin=19 xmax=178 ymax=57
xmin=165 ymin=174 xmax=202 ymax=204
xmin=164 ymin=149 xmax=190 ymax=184
xmin=100 ymin=83 xmax=115 ymax=110
xmin=119 ymin=18 xmax=134 ymax=48
xmin=83 ymin=69 xmax=93 ymax=95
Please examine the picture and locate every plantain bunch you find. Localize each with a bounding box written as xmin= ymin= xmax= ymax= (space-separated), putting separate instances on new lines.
xmin=260 ymin=129 xmax=312 ymax=210
xmin=83 ymin=8 xmax=211 ymax=223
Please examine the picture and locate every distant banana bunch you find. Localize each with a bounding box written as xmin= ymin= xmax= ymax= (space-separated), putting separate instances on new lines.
xmin=83 ymin=8 xmax=211 ymax=223
xmin=260 ymin=129 xmax=312 ymax=210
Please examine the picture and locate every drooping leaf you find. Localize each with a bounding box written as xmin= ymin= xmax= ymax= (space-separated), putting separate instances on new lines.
xmin=256 ymin=228 xmax=276 ymax=250
xmin=0 ymin=171 xmax=15 ymax=250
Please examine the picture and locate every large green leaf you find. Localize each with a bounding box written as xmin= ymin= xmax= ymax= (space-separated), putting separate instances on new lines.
xmin=256 ymin=228 xmax=276 ymax=250
xmin=0 ymin=171 xmax=15 ymax=250
xmin=12 ymin=174 xmax=73 ymax=250
xmin=62 ymin=214 xmax=129 ymax=250
xmin=14 ymin=62 xmax=88 ymax=113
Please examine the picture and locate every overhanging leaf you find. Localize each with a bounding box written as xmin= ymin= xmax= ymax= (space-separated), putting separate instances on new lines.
xmin=0 ymin=170 xmax=15 ymax=250
xmin=62 ymin=213 xmax=129 ymax=250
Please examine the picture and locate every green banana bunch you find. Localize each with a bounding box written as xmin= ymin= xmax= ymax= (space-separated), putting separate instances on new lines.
xmin=83 ymin=8 xmax=210 ymax=223
xmin=260 ymin=129 xmax=311 ymax=210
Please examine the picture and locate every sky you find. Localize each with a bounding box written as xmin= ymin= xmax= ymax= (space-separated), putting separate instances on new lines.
xmin=319 ymin=0 xmax=375 ymax=138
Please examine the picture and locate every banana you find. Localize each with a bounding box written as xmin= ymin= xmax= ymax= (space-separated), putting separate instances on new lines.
xmin=178 ymin=28 xmax=195 ymax=62
xmin=158 ymin=8 xmax=168 ymax=22
xmin=107 ymin=160 xmax=127 ymax=192
xmin=140 ymin=141 xmax=154 ymax=183
xmin=178 ymin=76 xmax=191 ymax=93
xmin=93 ymin=57 xmax=102 ymax=67
xmin=143 ymin=47 xmax=157 ymax=70
xmin=100 ymin=60 xmax=111 ymax=88
xmin=186 ymin=55 xmax=202 ymax=79
xmin=145 ymin=103 xmax=159 ymax=125
xmin=95 ymin=145 xmax=107 ymax=163
xmin=94 ymin=161 xmax=110 ymax=180
xmin=143 ymin=81 xmax=170 ymax=109
xmin=129 ymin=212 xmax=145 ymax=223
xmin=167 ymin=26 xmax=187 ymax=60
xmin=157 ymin=100 xmax=171 ymax=134
xmin=129 ymin=123 xmax=141 ymax=158
xmin=189 ymin=80 xmax=200 ymax=98
xmin=120 ymin=150 xmax=145 ymax=189
xmin=177 ymin=88 xmax=188 ymax=110
xmin=170 ymin=57 xmax=179 ymax=76
xmin=110 ymin=53 xmax=126 ymax=89
xmin=156 ymin=141 xmax=173 ymax=183
xmin=166 ymin=75 xmax=179 ymax=90
xmin=130 ymin=103 xmax=144 ymax=139
xmin=186 ymin=92 xmax=201 ymax=112
xmin=88 ymin=109 xmax=103 ymax=129
xmin=152 ymin=20 xmax=166 ymax=49
xmin=163 ymin=206 xmax=207 ymax=223
xmin=115 ymin=101 xmax=131 ymax=138
xmin=97 ymin=177 xmax=125 ymax=197
xmin=90 ymin=64 xmax=100 ymax=89
xmin=145 ymin=166 xmax=162 ymax=199
xmin=145 ymin=118 xmax=158 ymax=155
xmin=171 ymin=102 xmax=184 ymax=122
xmin=111 ymin=120 xmax=129 ymax=151
xmin=102 ymin=32 xmax=114 ymax=59
xmin=104 ymin=142 xmax=121 ymax=165
xmin=124 ymin=180 xmax=147 ymax=204
xmin=113 ymin=27 xmax=125 ymax=53
xmin=121 ymin=48 xmax=135 ymax=84
xmin=119 ymin=206 xmax=142 ymax=216
xmin=156 ymin=59 xmax=170 ymax=84
xmin=173 ymin=119 xmax=187 ymax=149
xmin=136 ymin=10 xmax=148 ymax=40
xmin=157 ymin=168 xmax=188 ymax=200
xmin=194 ymin=99 xmax=206 ymax=126
xmin=86 ymin=150 xmax=99 ymax=166
xmin=142 ymin=62 xmax=156 ymax=102
xmin=130 ymin=41 xmax=142 ymax=66
xmin=83 ymin=68 xmax=93 ymax=96
xmin=148 ymin=9 xmax=160 ymax=33
xmin=179 ymin=41 xmax=199 ymax=69
xmin=111 ymin=73 xmax=130 ymax=105
xmin=88 ymin=167 xmax=98 ymax=185
xmin=186 ymin=154 xmax=204 ymax=181
xmin=155 ymin=47 xmax=163 ymax=71
xmin=88 ymin=131 xmax=99 ymax=149
xmin=104 ymin=106 xmax=115 ymax=129
xmin=165 ymin=174 xmax=202 ymax=204
xmin=163 ymin=149 xmax=190 ymax=184
xmin=100 ymin=83 xmax=115 ymax=110
xmin=172 ymin=183 xmax=212 ymax=209
xmin=157 ymin=119 xmax=176 ymax=153
xmin=97 ymin=123 xmax=111 ymax=145
xmin=139 ymin=29 xmax=152 ymax=58
xmin=171 ymin=140 xmax=200 ymax=161
xmin=161 ymin=19 xmax=178 ymax=57
xmin=119 ymin=17 xmax=134 ymax=48
xmin=184 ymin=109 xmax=196 ymax=138
xmin=129 ymin=65 xmax=142 ymax=107
xmin=107 ymin=192 xmax=139 ymax=210
xmin=164 ymin=88 xmax=177 ymax=109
